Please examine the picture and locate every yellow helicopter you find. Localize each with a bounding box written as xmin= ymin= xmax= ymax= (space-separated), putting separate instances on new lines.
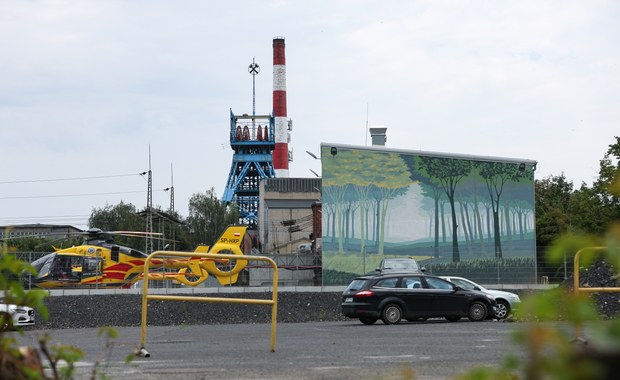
xmin=24 ymin=225 xmax=250 ymax=289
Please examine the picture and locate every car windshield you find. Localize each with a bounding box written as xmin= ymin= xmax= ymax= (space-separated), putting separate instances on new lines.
xmin=345 ymin=279 xmax=369 ymax=291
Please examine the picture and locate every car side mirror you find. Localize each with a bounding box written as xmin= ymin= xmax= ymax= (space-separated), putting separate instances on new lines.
xmin=420 ymin=266 xmax=427 ymax=273
xmin=453 ymin=285 xmax=461 ymax=292
xmin=474 ymin=286 xmax=481 ymax=291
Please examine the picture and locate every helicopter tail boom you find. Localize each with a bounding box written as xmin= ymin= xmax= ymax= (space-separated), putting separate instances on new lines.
xmin=167 ymin=225 xmax=250 ymax=286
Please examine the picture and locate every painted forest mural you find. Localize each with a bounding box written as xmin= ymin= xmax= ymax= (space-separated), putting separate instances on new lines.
xmin=320 ymin=144 xmax=537 ymax=286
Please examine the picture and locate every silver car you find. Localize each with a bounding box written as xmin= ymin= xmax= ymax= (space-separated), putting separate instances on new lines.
xmin=0 ymin=302 xmax=35 ymax=329
xmin=440 ymin=276 xmax=521 ymax=319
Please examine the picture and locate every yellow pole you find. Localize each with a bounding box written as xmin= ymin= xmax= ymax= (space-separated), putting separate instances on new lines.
xmin=271 ymin=262 xmax=279 ymax=352
xmin=140 ymin=255 xmax=151 ymax=351
xmin=573 ymin=249 xmax=583 ymax=339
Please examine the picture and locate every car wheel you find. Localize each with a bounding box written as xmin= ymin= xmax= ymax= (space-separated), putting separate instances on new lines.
xmin=494 ymin=300 xmax=510 ymax=320
xmin=381 ymin=304 xmax=402 ymax=325
xmin=360 ymin=317 xmax=378 ymax=325
xmin=468 ymin=301 xmax=488 ymax=322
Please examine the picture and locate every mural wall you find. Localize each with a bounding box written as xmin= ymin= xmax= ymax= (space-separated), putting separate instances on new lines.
xmin=320 ymin=143 xmax=537 ymax=286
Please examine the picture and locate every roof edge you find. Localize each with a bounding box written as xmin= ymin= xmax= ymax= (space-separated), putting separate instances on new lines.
xmin=320 ymin=142 xmax=537 ymax=165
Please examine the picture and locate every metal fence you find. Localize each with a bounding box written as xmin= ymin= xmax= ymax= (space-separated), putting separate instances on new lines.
xmin=10 ymin=248 xmax=575 ymax=290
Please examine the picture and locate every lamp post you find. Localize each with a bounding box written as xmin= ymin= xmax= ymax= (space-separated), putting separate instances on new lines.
xmin=306 ymin=150 xmax=321 ymax=178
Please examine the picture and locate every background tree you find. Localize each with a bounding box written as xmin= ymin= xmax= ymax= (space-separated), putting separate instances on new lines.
xmin=185 ymin=188 xmax=239 ymax=248
xmin=535 ymin=174 xmax=574 ymax=247
xmin=535 ymin=136 xmax=620 ymax=247
xmin=89 ymin=201 xmax=144 ymax=231
xmin=88 ymin=202 xmax=190 ymax=251
xmin=88 ymin=201 xmax=147 ymax=248
xmin=591 ymin=136 xmax=620 ymax=222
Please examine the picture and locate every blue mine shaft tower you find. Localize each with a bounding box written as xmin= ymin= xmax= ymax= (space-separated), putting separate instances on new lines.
xmin=222 ymin=110 xmax=275 ymax=227
xmin=223 ymin=38 xmax=291 ymax=228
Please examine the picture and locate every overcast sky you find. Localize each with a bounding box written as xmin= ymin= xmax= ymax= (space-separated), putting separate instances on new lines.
xmin=1 ymin=0 xmax=618 ymax=230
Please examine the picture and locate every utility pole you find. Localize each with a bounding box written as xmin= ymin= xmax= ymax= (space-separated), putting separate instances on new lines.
xmin=145 ymin=145 xmax=153 ymax=254
xmin=169 ymin=163 xmax=175 ymax=250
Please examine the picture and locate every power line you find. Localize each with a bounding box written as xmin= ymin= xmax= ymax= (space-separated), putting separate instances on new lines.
xmin=1 ymin=219 xmax=90 ymax=226
xmin=0 ymin=172 xmax=146 ymax=185
xmin=0 ymin=190 xmax=166 ymax=200
xmin=0 ymin=214 xmax=90 ymax=221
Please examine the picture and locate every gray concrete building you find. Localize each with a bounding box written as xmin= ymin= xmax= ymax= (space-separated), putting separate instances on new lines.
xmin=258 ymin=177 xmax=321 ymax=254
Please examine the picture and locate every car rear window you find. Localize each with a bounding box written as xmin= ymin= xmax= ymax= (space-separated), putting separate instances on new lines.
xmin=345 ymin=279 xmax=369 ymax=291
xmin=373 ymin=277 xmax=399 ymax=288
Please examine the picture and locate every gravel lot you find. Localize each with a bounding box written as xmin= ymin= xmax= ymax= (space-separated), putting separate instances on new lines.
xmin=38 ymin=291 xmax=348 ymax=329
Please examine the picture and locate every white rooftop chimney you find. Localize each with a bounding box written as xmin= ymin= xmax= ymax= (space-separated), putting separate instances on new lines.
xmin=369 ymin=126 xmax=387 ymax=146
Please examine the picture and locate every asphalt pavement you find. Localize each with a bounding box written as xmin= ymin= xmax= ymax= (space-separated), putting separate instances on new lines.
xmin=12 ymin=320 xmax=526 ymax=380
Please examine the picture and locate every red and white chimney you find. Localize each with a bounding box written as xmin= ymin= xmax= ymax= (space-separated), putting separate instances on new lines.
xmin=272 ymin=37 xmax=289 ymax=177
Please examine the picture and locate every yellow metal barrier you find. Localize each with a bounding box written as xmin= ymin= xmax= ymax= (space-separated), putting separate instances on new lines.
xmin=138 ymin=251 xmax=279 ymax=356
xmin=573 ymin=247 xmax=620 ymax=340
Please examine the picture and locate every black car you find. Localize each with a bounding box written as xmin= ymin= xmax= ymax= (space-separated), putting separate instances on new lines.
xmin=341 ymin=273 xmax=497 ymax=325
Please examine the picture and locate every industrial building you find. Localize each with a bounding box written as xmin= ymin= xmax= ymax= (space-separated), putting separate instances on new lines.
xmin=0 ymin=224 xmax=82 ymax=239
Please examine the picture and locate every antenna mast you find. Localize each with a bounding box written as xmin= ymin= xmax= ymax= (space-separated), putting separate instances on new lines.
xmin=169 ymin=163 xmax=175 ymax=213
xmin=365 ymin=103 xmax=369 ymax=146
xmin=249 ymin=57 xmax=260 ymax=127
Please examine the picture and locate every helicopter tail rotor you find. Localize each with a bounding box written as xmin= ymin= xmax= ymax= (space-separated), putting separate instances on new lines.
xmin=202 ymin=225 xmax=249 ymax=286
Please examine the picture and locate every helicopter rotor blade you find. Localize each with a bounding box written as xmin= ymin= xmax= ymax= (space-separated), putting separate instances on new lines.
xmin=4 ymin=228 xmax=175 ymax=250
xmin=110 ymin=231 xmax=164 ymax=237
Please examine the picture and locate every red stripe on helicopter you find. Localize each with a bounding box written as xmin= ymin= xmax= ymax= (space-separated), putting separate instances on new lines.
xmin=105 ymin=263 xmax=133 ymax=271
xmin=102 ymin=272 xmax=127 ymax=280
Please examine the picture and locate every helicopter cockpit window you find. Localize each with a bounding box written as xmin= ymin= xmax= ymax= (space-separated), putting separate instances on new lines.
xmin=53 ymin=256 xmax=81 ymax=281
xmin=32 ymin=254 xmax=54 ymax=279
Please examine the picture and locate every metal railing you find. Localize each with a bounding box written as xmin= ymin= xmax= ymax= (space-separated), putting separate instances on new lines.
xmin=138 ymin=251 xmax=279 ymax=357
